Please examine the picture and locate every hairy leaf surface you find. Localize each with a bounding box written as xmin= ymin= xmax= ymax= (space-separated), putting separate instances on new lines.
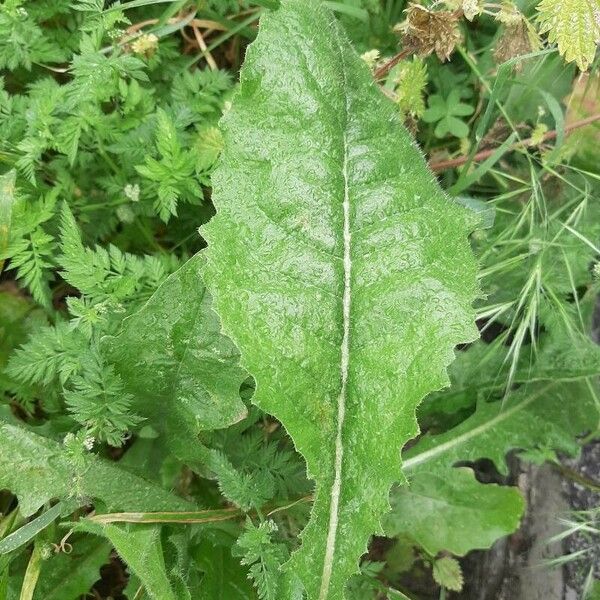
xmin=79 ymin=523 xmax=185 ymax=600
xmin=201 ymin=1 xmax=478 ymax=597
xmin=537 ymin=0 xmax=600 ymax=70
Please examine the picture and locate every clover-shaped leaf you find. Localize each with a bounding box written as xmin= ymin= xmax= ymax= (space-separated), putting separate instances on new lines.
xmin=423 ymin=89 xmax=474 ymax=138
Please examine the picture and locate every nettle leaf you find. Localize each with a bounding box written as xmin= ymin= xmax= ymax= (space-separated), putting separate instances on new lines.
xmin=103 ymin=253 xmax=248 ymax=465
xmin=201 ymin=1 xmax=478 ymax=597
xmin=536 ymin=0 xmax=600 ymax=70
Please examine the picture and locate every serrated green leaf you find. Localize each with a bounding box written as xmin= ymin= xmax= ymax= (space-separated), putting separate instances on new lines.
xmin=432 ymin=556 xmax=463 ymax=592
xmin=404 ymin=380 xmax=599 ymax=477
xmin=537 ymin=0 xmax=600 ymax=70
xmin=385 ymin=379 xmax=599 ymax=555
xmin=102 ymin=253 xmax=248 ymax=465
xmin=200 ymin=1 xmax=478 ymax=597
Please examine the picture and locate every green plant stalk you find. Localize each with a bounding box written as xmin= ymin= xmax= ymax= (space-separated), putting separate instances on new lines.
xmin=19 ymin=541 xmax=42 ymax=600
xmin=88 ymin=495 xmax=313 ymax=524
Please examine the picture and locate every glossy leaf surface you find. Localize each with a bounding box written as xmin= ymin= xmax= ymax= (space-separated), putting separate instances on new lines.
xmin=201 ymin=1 xmax=478 ymax=597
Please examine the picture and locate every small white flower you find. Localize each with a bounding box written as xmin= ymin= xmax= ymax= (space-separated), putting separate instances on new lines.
xmin=462 ymin=0 xmax=482 ymax=21
xmin=124 ymin=183 xmax=140 ymax=202
xmin=360 ymin=49 xmax=380 ymax=69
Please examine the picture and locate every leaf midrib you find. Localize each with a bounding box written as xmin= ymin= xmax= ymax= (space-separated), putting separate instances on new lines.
xmin=319 ymin=16 xmax=352 ymax=600
xmin=402 ymin=383 xmax=554 ymax=471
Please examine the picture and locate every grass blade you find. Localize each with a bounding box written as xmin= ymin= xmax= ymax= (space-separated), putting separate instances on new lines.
xmin=0 ymin=503 xmax=63 ymax=555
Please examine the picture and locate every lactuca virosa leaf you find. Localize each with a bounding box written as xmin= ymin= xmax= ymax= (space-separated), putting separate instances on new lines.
xmin=386 ymin=377 xmax=600 ymax=554
xmin=200 ymin=1 xmax=478 ymax=597
xmin=387 ymin=309 xmax=600 ymax=555
xmin=385 ymin=468 xmax=524 ymax=556
xmin=103 ymin=253 xmax=248 ymax=465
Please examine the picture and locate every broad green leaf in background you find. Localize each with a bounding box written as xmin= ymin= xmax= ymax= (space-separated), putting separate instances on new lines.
xmin=0 ymin=169 xmax=16 ymax=272
xmin=386 ymin=378 xmax=600 ymax=554
xmin=385 ymin=468 xmax=524 ymax=556
xmin=403 ymin=381 xmax=598 ymax=475
xmin=33 ymin=536 xmax=111 ymax=600
xmin=201 ymin=1 xmax=478 ymax=597
xmin=0 ymin=423 xmax=194 ymax=517
xmin=103 ymin=253 xmax=248 ymax=465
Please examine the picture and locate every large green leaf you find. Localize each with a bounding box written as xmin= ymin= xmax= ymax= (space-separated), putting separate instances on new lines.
xmin=404 ymin=381 xmax=598 ymax=476
xmin=200 ymin=1 xmax=478 ymax=597
xmin=386 ymin=469 xmax=524 ymax=556
xmin=103 ymin=253 xmax=248 ymax=465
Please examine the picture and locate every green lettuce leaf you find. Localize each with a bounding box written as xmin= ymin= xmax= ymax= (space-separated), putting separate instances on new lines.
xmin=386 ymin=468 xmax=524 ymax=556
xmin=386 ymin=378 xmax=600 ymax=554
xmin=201 ymin=1 xmax=478 ymax=597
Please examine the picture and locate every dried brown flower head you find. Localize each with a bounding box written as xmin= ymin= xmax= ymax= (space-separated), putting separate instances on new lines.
xmin=399 ymin=4 xmax=462 ymax=61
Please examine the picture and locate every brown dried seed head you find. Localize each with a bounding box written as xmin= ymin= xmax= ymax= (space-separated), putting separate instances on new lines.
xmin=402 ymin=4 xmax=462 ymax=61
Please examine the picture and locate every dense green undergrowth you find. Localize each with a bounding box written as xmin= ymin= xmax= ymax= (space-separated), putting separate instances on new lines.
xmin=1 ymin=0 xmax=600 ymax=598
